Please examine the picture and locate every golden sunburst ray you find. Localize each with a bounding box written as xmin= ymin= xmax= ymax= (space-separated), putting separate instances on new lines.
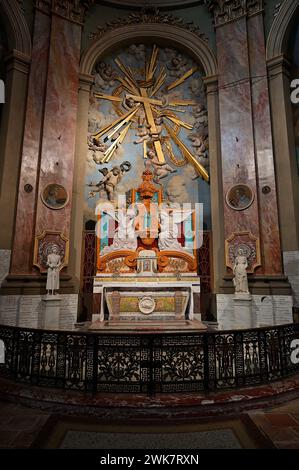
xmin=94 ymin=93 xmax=123 ymax=103
xmin=168 ymin=99 xmax=198 ymax=106
xmin=164 ymin=122 xmax=209 ymax=182
xmin=114 ymin=57 xmax=139 ymax=88
xmin=167 ymin=67 xmax=198 ymax=91
xmin=146 ymin=45 xmax=159 ymax=82
xmin=106 ymin=107 xmax=140 ymax=141
xmin=116 ymin=76 xmax=138 ymax=95
xmin=150 ymin=67 xmax=167 ymax=97
xmin=151 ymin=105 xmax=186 ymax=116
xmin=93 ymin=106 xmax=140 ymax=140
xmin=164 ymin=115 xmax=193 ymax=130
xmin=103 ymin=122 xmax=132 ymax=163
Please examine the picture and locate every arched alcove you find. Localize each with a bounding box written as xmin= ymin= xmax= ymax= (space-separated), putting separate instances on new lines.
xmin=80 ymin=23 xmax=217 ymax=78
xmin=0 ymin=0 xmax=31 ymax=58
xmin=0 ymin=0 xmax=31 ymax=252
xmin=71 ymin=21 xmax=223 ymax=322
xmin=266 ymin=0 xmax=299 ymax=61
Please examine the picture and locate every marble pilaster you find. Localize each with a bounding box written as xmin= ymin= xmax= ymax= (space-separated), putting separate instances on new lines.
xmin=0 ymin=250 xmax=11 ymax=286
xmin=9 ymin=6 xmax=82 ymax=284
xmin=216 ymin=10 xmax=284 ymax=279
xmin=247 ymin=13 xmax=282 ymax=274
xmin=217 ymin=17 xmax=261 ymax=257
xmin=34 ymin=14 xmax=81 ymax=244
xmin=10 ymin=9 xmax=51 ymax=274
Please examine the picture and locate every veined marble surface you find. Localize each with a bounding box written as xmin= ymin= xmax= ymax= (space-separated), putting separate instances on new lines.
xmin=0 ymin=250 xmax=10 ymax=286
xmin=0 ymin=294 xmax=78 ymax=330
xmin=60 ymin=429 xmax=242 ymax=449
xmin=216 ymin=294 xmax=293 ymax=330
xmin=284 ymin=251 xmax=299 ymax=307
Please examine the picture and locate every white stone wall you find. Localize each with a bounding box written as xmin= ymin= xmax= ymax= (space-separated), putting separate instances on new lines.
xmin=216 ymin=294 xmax=293 ymax=330
xmin=0 ymin=294 xmax=79 ymax=330
xmin=283 ymin=251 xmax=299 ymax=308
xmin=0 ymin=250 xmax=11 ymax=286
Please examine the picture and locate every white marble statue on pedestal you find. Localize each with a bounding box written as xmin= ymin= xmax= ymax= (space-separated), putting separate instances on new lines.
xmin=233 ymin=247 xmax=249 ymax=294
xmin=46 ymin=245 xmax=61 ymax=295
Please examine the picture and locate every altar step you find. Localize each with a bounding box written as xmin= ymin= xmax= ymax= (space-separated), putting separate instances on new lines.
xmin=88 ymin=319 xmax=207 ymax=332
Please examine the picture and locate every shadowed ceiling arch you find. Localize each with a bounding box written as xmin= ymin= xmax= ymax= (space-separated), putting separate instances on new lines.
xmin=0 ymin=0 xmax=31 ymax=58
xmin=266 ymin=0 xmax=299 ymax=60
xmin=80 ymin=23 xmax=217 ymax=78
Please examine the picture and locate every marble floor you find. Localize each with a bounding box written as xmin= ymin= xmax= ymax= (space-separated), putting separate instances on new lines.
xmin=58 ymin=428 xmax=243 ymax=449
xmin=2 ymin=397 xmax=299 ymax=449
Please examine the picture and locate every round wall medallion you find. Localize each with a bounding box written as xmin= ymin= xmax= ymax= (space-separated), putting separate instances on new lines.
xmin=41 ymin=184 xmax=69 ymax=210
xmin=24 ymin=184 xmax=33 ymax=193
xmin=138 ymin=296 xmax=156 ymax=315
xmin=262 ymin=185 xmax=271 ymax=194
xmin=226 ymin=184 xmax=254 ymax=211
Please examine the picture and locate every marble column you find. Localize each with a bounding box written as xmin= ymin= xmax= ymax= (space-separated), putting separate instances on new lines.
xmin=34 ymin=14 xmax=81 ymax=242
xmin=69 ymin=73 xmax=93 ymax=289
xmin=216 ymin=10 xmax=283 ymax=278
xmin=10 ymin=9 xmax=51 ymax=274
xmin=204 ymin=76 xmax=225 ymax=292
xmin=247 ymin=13 xmax=282 ymax=274
xmin=8 ymin=6 xmax=82 ymax=285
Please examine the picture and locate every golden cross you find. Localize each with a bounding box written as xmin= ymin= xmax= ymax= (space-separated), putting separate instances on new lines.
xmin=127 ymin=88 xmax=165 ymax=163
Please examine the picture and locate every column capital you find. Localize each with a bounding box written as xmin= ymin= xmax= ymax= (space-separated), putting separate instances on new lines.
xmin=4 ymin=49 xmax=31 ymax=75
xmin=203 ymin=74 xmax=219 ymax=94
xmin=203 ymin=0 xmax=264 ymax=27
xmin=79 ymin=72 xmax=94 ymax=92
xmin=35 ymin=0 xmax=95 ymax=25
xmin=267 ymin=54 xmax=292 ymax=78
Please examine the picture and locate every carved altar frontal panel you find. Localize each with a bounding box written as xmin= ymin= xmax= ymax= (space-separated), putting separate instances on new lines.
xmin=105 ymin=290 xmax=189 ymax=322
xmin=225 ymin=231 xmax=261 ymax=273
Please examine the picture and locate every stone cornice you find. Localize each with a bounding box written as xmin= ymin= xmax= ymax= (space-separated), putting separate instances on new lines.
xmin=35 ymin=0 xmax=95 ymax=25
xmin=203 ymin=0 xmax=264 ymax=27
xmin=88 ymin=9 xmax=208 ymax=43
xmin=79 ymin=72 xmax=94 ymax=92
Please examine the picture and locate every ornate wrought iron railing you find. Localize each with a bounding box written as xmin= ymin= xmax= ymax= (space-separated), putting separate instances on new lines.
xmin=0 ymin=323 xmax=298 ymax=395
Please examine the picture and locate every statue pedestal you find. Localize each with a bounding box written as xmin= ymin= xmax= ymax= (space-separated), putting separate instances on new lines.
xmin=41 ymin=295 xmax=61 ymax=330
xmin=232 ymin=293 xmax=255 ymax=329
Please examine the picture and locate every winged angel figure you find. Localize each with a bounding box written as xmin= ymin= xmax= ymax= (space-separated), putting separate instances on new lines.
xmin=101 ymin=205 xmax=138 ymax=255
xmin=158 ymin=205 xmax=194 ymax=252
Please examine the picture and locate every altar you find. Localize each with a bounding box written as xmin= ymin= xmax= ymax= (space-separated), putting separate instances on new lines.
xmin=90 ymin=170 xmax=205 ymax=331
